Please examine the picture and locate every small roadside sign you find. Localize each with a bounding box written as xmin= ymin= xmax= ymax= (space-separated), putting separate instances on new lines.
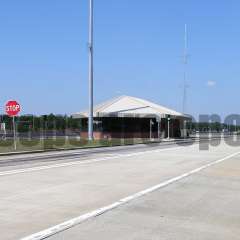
xmin=5 ymin=100 xmax=21 ymax=150
xmin=0 ymin=123 xmax=6 ymax=131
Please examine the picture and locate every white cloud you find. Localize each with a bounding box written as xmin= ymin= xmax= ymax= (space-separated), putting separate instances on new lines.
xmin=207 ymin=81 xmax=216 ymax=87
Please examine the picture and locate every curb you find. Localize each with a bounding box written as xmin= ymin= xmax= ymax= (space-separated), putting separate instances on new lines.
xmin=0 ymin=139 xmax=196 ymax=157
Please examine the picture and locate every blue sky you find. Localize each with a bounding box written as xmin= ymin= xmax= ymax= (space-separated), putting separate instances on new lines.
xmin=0 ymin=0 xmax=239 ymax=119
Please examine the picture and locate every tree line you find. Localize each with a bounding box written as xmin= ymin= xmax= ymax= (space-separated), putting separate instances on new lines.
xmin=0 ymin=114 xmax=238 ymax=133
xmin=188 ymin=122 xmax=239 ymax=132
xmin=0 ymin=114 xmax=80 ymax=132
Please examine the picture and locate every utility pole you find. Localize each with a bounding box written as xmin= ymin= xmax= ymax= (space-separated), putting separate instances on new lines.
xmin=88 ymin=0 xmax=94 ymax=141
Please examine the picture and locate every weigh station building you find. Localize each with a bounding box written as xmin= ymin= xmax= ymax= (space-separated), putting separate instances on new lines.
xmin=72 ymin=96 xmax=190 ymax=139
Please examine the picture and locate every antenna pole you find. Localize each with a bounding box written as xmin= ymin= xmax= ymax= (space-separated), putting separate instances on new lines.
xmin=88 ymin=0 xmax=94 ymax=141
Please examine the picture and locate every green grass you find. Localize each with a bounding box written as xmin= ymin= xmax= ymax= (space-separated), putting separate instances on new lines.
xmin=0 ymin=137 xmax=154 ymax=154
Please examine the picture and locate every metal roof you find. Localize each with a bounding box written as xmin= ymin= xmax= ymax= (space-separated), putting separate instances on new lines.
xmin=72 ymin=95 xmax=189 ymax=119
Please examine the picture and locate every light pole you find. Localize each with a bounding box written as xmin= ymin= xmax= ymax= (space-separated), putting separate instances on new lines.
xmin=88 ymin=0 xmax=94 ymax=141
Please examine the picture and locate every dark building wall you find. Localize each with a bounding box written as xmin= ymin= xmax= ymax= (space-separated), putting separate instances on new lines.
xmin=79 ymin=117 xmax=183 ymax=139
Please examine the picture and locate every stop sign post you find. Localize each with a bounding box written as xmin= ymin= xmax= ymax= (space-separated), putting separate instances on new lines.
xmin=5 ymin=100 xmax=21 ymax=150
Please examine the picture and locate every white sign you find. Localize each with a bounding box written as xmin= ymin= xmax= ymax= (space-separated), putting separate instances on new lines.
xmin=0 ymin=123 xmax=6 ymax=131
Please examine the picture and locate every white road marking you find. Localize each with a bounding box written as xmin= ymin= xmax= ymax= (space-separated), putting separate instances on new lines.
xmin=0 ymin=146 xmax=185 ymax=177
xmin=20 ymin=151 xmax=240 ymax=240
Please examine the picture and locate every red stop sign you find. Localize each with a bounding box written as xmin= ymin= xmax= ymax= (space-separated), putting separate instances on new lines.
xmin=5 ymin=100 xmax=21 ymax=116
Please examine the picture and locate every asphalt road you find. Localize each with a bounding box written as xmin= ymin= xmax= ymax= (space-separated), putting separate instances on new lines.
xmin=0 ymin=139 xmax=239 ymax=240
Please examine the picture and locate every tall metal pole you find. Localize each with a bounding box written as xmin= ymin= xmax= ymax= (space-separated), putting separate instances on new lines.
xmin=182 ymin=24 xmax=188 ymax=138
xmin=88 ymin=0 xmax=94 ymax=141
xmin=182 ymin=24 xmax=188 ymax=114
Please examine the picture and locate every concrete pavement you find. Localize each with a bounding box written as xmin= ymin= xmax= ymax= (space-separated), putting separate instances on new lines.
xmin=0 ymin=140 xmax=196 ymax=172
xmin=0 ymin=140 xmax=239 ymax=239
xmin=49 ymin=156 xmax=240 ymax=240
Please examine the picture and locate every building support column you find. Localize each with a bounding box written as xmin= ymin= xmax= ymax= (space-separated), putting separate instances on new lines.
xmin=157 ymin=117 xmax=161 ymax=140
xmin=167 ymin=115 xmax=170 ymax=140
xmin=149 ymin=119 xmax=152 ymax=140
